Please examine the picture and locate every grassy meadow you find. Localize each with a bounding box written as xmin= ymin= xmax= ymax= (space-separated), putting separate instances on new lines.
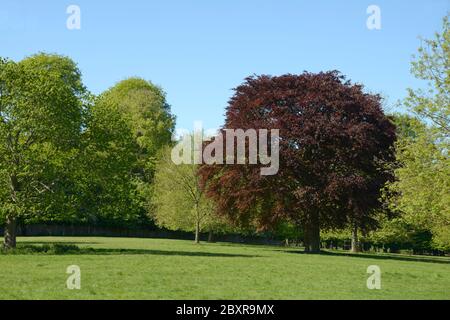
xmin=0 ymin=236 xmax=449 ymax=300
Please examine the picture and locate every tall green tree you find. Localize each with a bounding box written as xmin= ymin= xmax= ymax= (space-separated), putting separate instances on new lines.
xmin=75 ymin=96 xmax=140 ymax=226
xmin=98 ymin=78 xmax=175 ymax=174
xmin=389 ymin=15 xmax=450 ymax=250
xmin=405 ymin=15 xmax=449 ymax=134
xmin=95 ymin=78 xmax=176 ymax=217
xmin=0 ymin=53 xmax=86 ymax=248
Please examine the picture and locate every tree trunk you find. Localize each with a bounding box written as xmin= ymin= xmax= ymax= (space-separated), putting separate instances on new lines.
xmin=194 ymin=221 xmax=200 ymax=244
xmin=207 ymin=231 xmax=214 ymax=243
xmin=194 ymin=203 xmax=200 ymax=244
xmin=4 ymin=214 xmax=17 ymax=250
xmin=304 ymin=213 xmax=320 ymax=253
xmin=303 ymin=224 xmax=310 ymax=251
xmin=4 ymin=173 xmax=19 ymax=250
xmin=351 ymin=225 xmax=361 ymax=253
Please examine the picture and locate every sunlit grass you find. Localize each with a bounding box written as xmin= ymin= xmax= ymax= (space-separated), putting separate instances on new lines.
xmin=0 ymin=236 xmax=448 ymax=299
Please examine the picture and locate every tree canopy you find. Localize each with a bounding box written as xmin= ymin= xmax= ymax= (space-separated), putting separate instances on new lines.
xmin=199 ymin=71 xmax=396 ymax=252
xmin=77 ymin=78 xmax=176 ymax=226
xmin=153 ymin=145 xmax=229 ymax=243
xmin=0 ymin=53 xmax=87 ymax=248
xmin=405 ymin=15 xmax=449 ymax=134
xmin=387 ymin=15 xmax=450 ymax=250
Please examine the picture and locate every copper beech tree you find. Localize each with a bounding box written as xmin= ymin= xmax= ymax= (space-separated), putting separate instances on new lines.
xmin=199 ymin=71 xmax=396 ymax=253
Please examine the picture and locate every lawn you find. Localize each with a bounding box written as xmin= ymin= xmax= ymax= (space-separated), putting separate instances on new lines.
xmin=0 ymin=236 xmax=449 ymax=300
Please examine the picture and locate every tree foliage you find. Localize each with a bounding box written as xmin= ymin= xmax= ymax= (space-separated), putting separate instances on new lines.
xmin=405 ymin=14 xmax=449 ymax=133
xmin=0 ymin=53 xmax=87 ymax=248
xmin=153 ymin=145 xmax=228 ymax=243
xmin=199 ymin=71 xmax=396 ymax=252
xmin=75 ymin=78 xmax=176 ymax=226
xmin=387 ymin=15 xmax=450 ymax=251
xmin=75 ymin=95 xmax=141 ymax=226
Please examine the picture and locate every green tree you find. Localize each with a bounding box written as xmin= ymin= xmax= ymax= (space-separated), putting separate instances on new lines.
xmin=389 ymin=122 xmax=449 ymax=250
xmin=405 ymin=14 xmax=449 ymax=134
xmin=75 ymin=95 xmax=141 ymax=226
xmin=388 ymin=15 xmax=450 ymax=250
xmin=153 ymin=145 xmax=226 ymax=243
xmin=0 ymin=53 xmax=86 ymax=249
xmin=95 ymin=78 xmax=176 ymax=217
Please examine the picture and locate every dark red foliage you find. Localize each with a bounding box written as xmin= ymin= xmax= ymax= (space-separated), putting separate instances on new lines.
xmin=199 ymin=71 xmax=396 ymax=242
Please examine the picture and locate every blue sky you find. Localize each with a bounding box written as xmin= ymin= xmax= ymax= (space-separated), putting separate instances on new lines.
xmin=1 ymin=0 xmax=448 ymax=130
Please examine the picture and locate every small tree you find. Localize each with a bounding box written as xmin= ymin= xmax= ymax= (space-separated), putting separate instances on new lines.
xmin=388 ymin=15 xmax=450 ymax=251
xmin=153 ymin=145 xmax=225 ymax=243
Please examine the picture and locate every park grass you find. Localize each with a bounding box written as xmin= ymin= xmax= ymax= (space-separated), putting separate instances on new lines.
xmin=0 ymin=236 xmax=449 ymax=300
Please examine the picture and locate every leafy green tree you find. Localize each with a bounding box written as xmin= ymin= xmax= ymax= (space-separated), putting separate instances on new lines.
xmin=153 ymin=145 xmax=227 ymax=243
xmin=405 ymin=15 xmax=449 ymax=134
xmin=95 ymin=78 xmax=176 ymax=217
xmin=98 ymin=78 xmax=175 ymax=176
xmin=388 ymin=15 xmax=450 ymax=250
xmin=389 ymin=122 xmax=449 ymax=250
xmin=75 ymin=96 xmax=142 ymax=226
xmin=0 ymin=53 xmax=86 ymax=248
xmin=56 ymin=77 xmax=175 ymax=227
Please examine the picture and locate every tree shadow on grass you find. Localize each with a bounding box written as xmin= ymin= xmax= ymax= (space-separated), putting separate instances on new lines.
xmin=77 ymin=248 xmax=260 ymax=258
xmin=283 ymin=249 xmax=450 ymax=265
xmin=19 ymin=241 xmax=100 ymax=246
xmin=6 ymin=244 xmax=259 ymax=258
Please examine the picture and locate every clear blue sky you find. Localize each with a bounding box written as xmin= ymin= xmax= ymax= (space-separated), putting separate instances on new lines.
xmin=1 ymin=0 xmax=448 ymax=131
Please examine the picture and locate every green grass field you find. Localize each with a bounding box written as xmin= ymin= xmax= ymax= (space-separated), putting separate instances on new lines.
xmin=0 ymin=237 xmax=449 ymax=300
